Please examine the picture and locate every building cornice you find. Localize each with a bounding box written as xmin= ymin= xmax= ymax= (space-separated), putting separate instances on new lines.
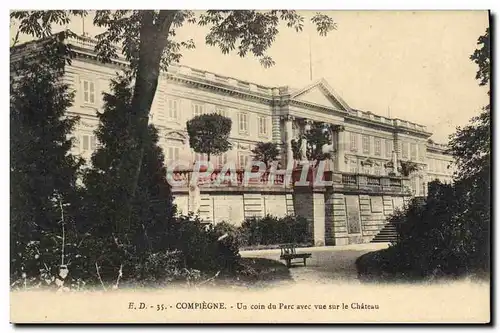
xmin=289 ymin=99 xmax=348 ymax=119
xmin=165 ymin=73 xmax=273 ymax=104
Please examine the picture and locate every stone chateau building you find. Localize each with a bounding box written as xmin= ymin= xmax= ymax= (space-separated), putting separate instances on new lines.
xmin=12 ymin=34 xmax=456 ymax=245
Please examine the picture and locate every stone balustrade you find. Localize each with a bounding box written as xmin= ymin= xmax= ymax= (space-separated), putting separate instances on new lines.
xmin=168 ymin=167 xmax=411 ymax=196
xmin=337 ymin=172 xmax=411 ymax=195
xmin=168 ymin=168 xmax=287 ymax=192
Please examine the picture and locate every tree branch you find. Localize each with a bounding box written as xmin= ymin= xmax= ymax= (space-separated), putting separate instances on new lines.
xmin=95 ymin=262 xmax=107 ymax=291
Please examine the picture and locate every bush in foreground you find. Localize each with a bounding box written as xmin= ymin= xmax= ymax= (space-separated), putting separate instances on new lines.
xmin=356 ymin=181 xmax=490 ymax=282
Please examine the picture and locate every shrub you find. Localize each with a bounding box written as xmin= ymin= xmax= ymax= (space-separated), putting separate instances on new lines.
xmin=358 ymin=180 xmax=489 ymax=281
xmin=169 ymin=214 xmax=241 ymax=273
xmin=209 ymin=221 xmax=241 ymax=271
xmin=239 ymin=214 xmax=309 ymax=246
xmin=129 ymin=251 xmax=203 ymax=288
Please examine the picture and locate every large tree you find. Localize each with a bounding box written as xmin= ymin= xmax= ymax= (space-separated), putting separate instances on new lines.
xmin=448 ymin=27 xmax=490 ymax=271
xmin=11 ymin=9 xmax=337 ymax=234
xmin=10 ymin=36 xmax=84 ymax=282
xmin=81 ymin=74 xmax=176 ymax=281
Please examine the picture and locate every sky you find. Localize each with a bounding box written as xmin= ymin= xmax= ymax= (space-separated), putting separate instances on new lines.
xmin=10 ymin=10 xmax=490 ymax=143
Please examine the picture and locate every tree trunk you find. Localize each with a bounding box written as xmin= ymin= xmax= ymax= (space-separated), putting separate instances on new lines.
xmin=119 ymin=10 xmax=177 ymax=234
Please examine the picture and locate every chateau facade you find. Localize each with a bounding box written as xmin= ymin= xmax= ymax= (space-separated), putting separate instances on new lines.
xmin=12 ymin=35 xmax=457 ymax=245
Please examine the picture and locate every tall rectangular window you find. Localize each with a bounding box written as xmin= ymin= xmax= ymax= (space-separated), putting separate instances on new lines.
xmin=402 ymin=142 xmax=409 ymax=159
xmin=194 ymin=152 xmax=207 ymax=163
xmin=374 ymin=166 xmax=382 ymax=176
xmin=215 ymin=153 xmax=228 ymax=169
xmin=82 ymin=135 xmax=89 ymax=151
xmin=238 ymin=112 xmax=248 ymax=134
xmin=81 ymin=134 xmax=97 ymax=152
xmin=216 ymin=106 xmax=228 ymax=117
xmin=167 ymin=99 xmax=179 ymax=119
xmin=374 ymin=137 xmax=381 ymax=156
xmin=238 ymin=153 xmax=250 ymax=169
xmin=166 ymin=147 xmax=180 ymax=164
xmin=350 ymin=132 xmax=358 ymax=152
xmin=82 ymin=80 xmax=95 ymax=104
xmin=90 ymin=136 xmax=97 ymax=151
xmin=258 ymin=116 xmax=267 ymax=136
xmin=410 ymin=143 xmax=417 ymax=161
xmin=192 ymin=103 xmax=204 ymax=117
xmin=362 ymin=135 xmax=370 ymax=154
xmin=419 ymin=144 xmax=425 ymax=161
xmin=411 ymin=177 xmax=417 ymax=195
xmin=385 ymin=139 xmax=393 ymax=158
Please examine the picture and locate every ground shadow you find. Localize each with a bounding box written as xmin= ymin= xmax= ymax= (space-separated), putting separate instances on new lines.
xmin=355 ymin=249 xmax=491 ymax=285
xmin=222 ymin=257 xmax=293 ymax=288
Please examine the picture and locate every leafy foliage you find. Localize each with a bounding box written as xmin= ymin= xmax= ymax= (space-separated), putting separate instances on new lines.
xmin=399 ymin=161 xmax=420 ymax=177
xmin=291 ymin=122 xmax=333 ymax=165
xmin=12 ymin=10 xmax=337 ymax=71
xmin=186 ymin=113 xmax=232 ymax=162
xmin=358 ymin=181 xmax=488 ymax=280
xmin=10 ymin=35 xmax=83 ymax=284
xmin=80 ymin=74 xmax=177 ymax=282
xmin=469 ymin=27 xmax=490 ymax=87
xmin=251 ymin=142 xmax=280 ymax=167
xmin=239 ymin=215 xmax=310 ymax=246
xmin=169 ymin=215 xmax=241 ymax=273
xmin=305 ymin=122 xmax=333 ymax=163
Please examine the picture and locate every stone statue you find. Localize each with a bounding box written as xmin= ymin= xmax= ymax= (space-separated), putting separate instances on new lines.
xmin=188 ymin=182 xmax=201 ymax=214
xmin=321 ymin=143 xmax=334 ymax=154
xmin=299 ymin=136 xmax=308 ymax=161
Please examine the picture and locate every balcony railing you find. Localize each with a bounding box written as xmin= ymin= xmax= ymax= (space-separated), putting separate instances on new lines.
xmin=339 ymin=172 xmax=409 ymax=195
xmin=168 ymin=168 xmax=410 ymax=195
xmin=168 ymin=169 xmax=287 ymax=190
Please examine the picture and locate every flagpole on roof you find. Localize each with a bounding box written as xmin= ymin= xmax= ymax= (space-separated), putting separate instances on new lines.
xmin=308 ymin=27 xmax=313 ymax=82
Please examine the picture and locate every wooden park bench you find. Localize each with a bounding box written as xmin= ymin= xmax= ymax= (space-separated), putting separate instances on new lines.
xmin=279 ymin=243 xmax=312 ymax=268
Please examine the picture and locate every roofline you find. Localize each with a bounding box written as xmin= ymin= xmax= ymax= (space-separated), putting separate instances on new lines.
xmin=12 ymin=33 xmax=448 ymax=145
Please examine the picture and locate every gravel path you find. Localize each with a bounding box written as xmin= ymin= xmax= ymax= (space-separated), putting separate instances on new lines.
xmin=240 ymin=243 xmax=390 ymax=284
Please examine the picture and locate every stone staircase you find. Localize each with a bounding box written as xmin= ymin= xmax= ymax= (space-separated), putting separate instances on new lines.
xmin=370 ymin=222 xmax=399 ymax=243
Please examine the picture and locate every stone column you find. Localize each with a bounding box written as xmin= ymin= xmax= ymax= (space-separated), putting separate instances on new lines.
xmin=392 ymin=150 xmax=399 ymax=176
xmin=284 ymin=115 xmax=295 ymax=167
xmin=293 ymin=185 xmax=326 ymax=247
xmin=336 ymin=125 xmax=346 ymax=172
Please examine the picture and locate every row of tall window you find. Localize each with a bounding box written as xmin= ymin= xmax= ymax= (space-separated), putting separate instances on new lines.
xmin=79 ymin=79 xmax=269 ymax=137
xmin=428 ymin=158 xmax=452 ymax=174
xmin=349 ymin=132 xmax=394 ymax=158
xmin=192 ymin=102 xmax=269 ymax=136
xmin=349 ymin=132 xmax=425 ymax=161
xmin=161 ymin=98 xmax=269 ymax=137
